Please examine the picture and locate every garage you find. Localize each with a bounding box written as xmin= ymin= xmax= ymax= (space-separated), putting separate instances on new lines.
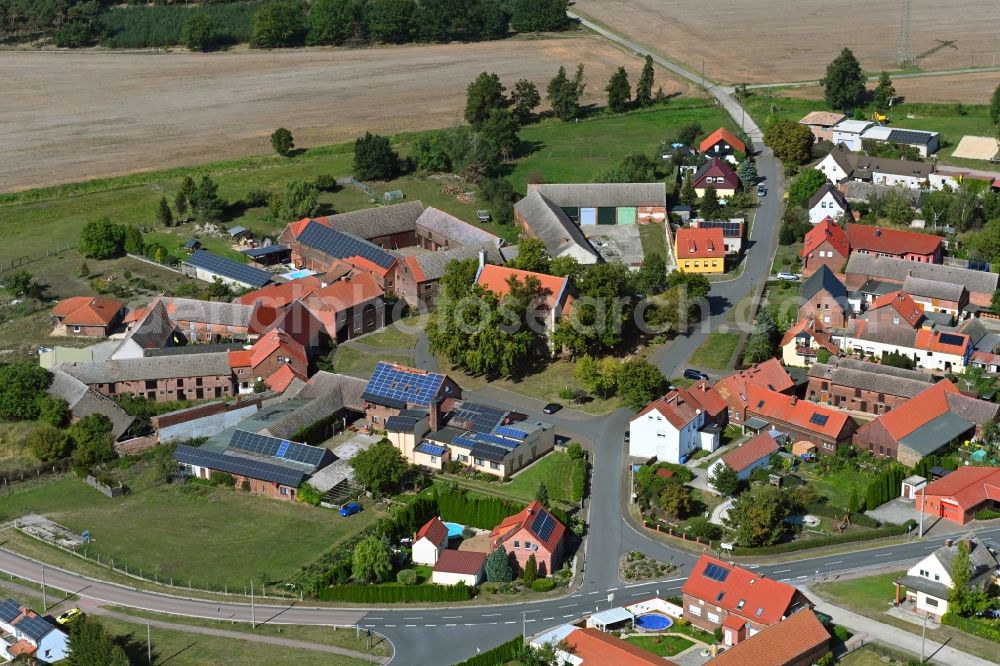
xmin=597 ymin=207 xmax=617 ymax=225
xmin=616 ymin=207 xmax=637 ymax=225
xmin=580 ymin=207 xmax=597 ymax=225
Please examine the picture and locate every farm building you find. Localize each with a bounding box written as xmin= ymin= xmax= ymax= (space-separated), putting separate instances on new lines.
xmin=526 ymin=183 xmax=667 ymax=226
xmin=798 ymin=111 xmax=847 ymax=143
xmin=181 ymin=250 xmax=273 ymax=290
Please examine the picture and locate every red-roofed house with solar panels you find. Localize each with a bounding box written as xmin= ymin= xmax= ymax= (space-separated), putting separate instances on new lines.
xmin=681 ymin=555 xmax=813 ymax=645
xmin=490 ymin=500 xmax=565 ymax=576
xmin=361 ymin=362 xmax=461 ymax=432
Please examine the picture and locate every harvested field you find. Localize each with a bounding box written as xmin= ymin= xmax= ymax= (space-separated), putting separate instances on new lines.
xmin=573 ymin=0 xmax=1000 ymax=84
xmin=0 ymin=36 xmax=692 ymax=193
xmin=781 ymin=70 xmax=1000 ymax=105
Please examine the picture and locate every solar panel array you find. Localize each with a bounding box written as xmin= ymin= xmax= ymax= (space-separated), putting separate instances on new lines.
xmin=888 ymin=129 xmax=933 ymax=145
xmin=175 ymin=444 xmax=305 ymax=487
xmin=702 ymin=562 xmax=730 ymax=582
xmin=809 ymin=413 xmax=830 ymax=426
xmin=938 ymin=333 xmax=966 ymax=347
xmin=494 ymin=425 xmax=528 ymax=439
xmin=450 ymin=402 xmax=507 ymax=433
xmin=184 ymin=250 xmax=272 ymax=288
xmin=415 ymin=443 xmax=447 ymax=457
xmin=298 ymin=221 xmax=397 ymax=269
xmin=451 ymin=436 xmax=508 ymax=462
xmin=0 ymin=598 xmax=21 ymax=622
xmin=242 ymin=244 xmax=289 ymax=258
xmin=696 ymin=219 xmax=743 ymax=237
xmin=228 ymin=430 xmax=326 ymax=469
xmin=363 ymin=362 xmax=446 ymax=407
xmin=15 ymin=614 xmax=55 ymax=641
xmin=530 ymin=510 xmax=557 ymax=542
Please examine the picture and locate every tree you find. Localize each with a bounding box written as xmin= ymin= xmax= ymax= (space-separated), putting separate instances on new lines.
xmin=723 ymin=484 xmax=790 ymax=547
xmin=465 ymin=72 xmax=507 ymax=128
xmin=535 ymin=482 xmax=550 ymax=508
xmin=549 ymin=255 xmax=581 ymax=282
xmin=155 ymin=196 xmax=173 ymax=228
xmin=485 ymin=546 xmax=513 ymax=582
xmin=709 ymin=463 xmax=741 ymax=496
xmin=948 ymin=540 xmax=973 ymax=616
xmin=820 ymin=47 xmax=867 ymax=111
xmin=0 ymin=363 xmax=51 ymax=420
xmin=574 ymin=355 xmax=620 ymax=399
xmin=522 ymin=552 xmax=538 ymax=584
xmin=480 ymin=108 xmax=521 ymax=160
xmin=737 ymin=159 xmax=757 ymax=188
xmin=174 ymin=190 xmax=188 ymax=221
xmin=763 ymin=118 xmax=813 ymax=165
xmin=872 ymin=71 xmax=895 ymax=112
xmin=881 ymin=351 xmax=915 ymax=370
xmin=617 ymin=359 xmax=667 ymax=410
xmin=633 ymin=252 xmax=668 ymax=295
xmin=367 ymin=0 xmax=414 ymax=43
xmin=1 ymin=271 xmax=34 ymax=298
xmin=66 ymin=616 xmax=129 ymax=666
xmin=251 ymin=1 xmax=304 ymax=48
xmin=510 ymin=78 xmax=541 ymax=122
xmin=307 ymin=0 xmax=364 ymax=45
xmin=509 ymin=237 xmax=550 ymax=273
xmin=635 ymin=55 xmax=655 ymax=108
xmin=79 ymin=217 xmax=126 ymax=259
xmin=37 ymin=394 xmax=69 ymax=428
xmin=352 ymin=535 xmax=393 ymax=583
xmin=676 ymin=122 xmax=702 ymax=147
xmin=679 ymin=174 xmax=697 ymax=206
xmin=605 ymin=66 xmax=631 ymax=113
xmin=69 ymin=414 xmax=115 ymax=469
xmin=510 ymin=0 xmax=568 ymax=32
xmin=699 ymin=186 xmax=722 ymax=220
xmin=353 ymin=132 xmax=400 ymax=180
xmin=991 ymin=82 xmax=1000 ymax=126
xmin=778 ymin=221 xmax=796 ymax=245
xmin=882 ymin=187 xmax=915 ymax=226
xmin=743 ymin=309 xmax=778 ymax=365
xmin=788 ymin=169 xmax=828 ymax=206
xmin=547 ymin=64 xmax=585 ymax=121
xmin=596 ymin=154 xmax=657 ymax=183
xmin=270 ymin=127 xmax=294 ymax=156
xmin=658 ymin=482 xmax=693 ymax=518
xmin=270 ymin=178 xmax=320 ymax=222
xmin=350 ymin=438 xmax=409 ymax=496
xmin=189 ymin=175 xmax=226 ymax=222
xmin=183 ymin=10 xmax=216 ymax=51
xmin=29 ymin=425 xmax=71 ymax=461
xmin=848 ymin=488 xmax=860 ymax=513
xmin=180 ymin=175 xmax=197 ymax=201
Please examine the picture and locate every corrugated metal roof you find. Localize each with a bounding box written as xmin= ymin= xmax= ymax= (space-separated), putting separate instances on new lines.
xmin=527 ymin=183 xmax=666 ymax=208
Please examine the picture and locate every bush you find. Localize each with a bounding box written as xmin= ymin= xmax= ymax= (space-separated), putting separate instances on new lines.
xmin=317 ymin=583 xmax=470 ymax=603
xmin=713 ymin=627 xmax=724 ymax=642
xmin=942 ymin=613 xmax=1000 ymax=642
xmin=396 ymin=569 xmax=418 ymax=586
xmin=531 ymin=578 xmax=556 ymax=592
xmin=210 ymin=471 xmax=236 ymax=487
xmin=313 ymin=174 xmax=338 ymax=192
xmin=570 ymin=456 xmax=588 ymax=503
xmin=435 ymin=489 xmax=524 ymax=530
xmin=244 ymin=188 xmax=270 ymax=208
xmin=296 ymin=483 xmax=322 ymax=506
xmin=455 ymin=637 xmax=523 ymax=666
xmin=728 ymin=523 xmax=911 ymax=555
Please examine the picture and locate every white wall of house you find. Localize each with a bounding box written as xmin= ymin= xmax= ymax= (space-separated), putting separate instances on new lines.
xmin=816 ymin=154 xmax=849 ymax=183
xmin=36 ymin=629 xmax=70 ymax=663
xmin=929 ymin=173 xmax=961 ymax=191
xmin=412 ymin=537 xmax=445 ymax=565
xmin=809 ymin=192 xmax=846 ymax=224
xmin=629 ymin=407 xmax=706 ymax=463
xmin=110 ymin=338 xmax=145 ymax=360
xmin=907 ymin=554 xmax=953 ymax=589
xmin=870 ymin=171 xmax=925 ymax=189
xmin=915 ymin=590 xmax=948 ymax=616
xmin=431 ymin=569 xmax=482 ymax=586
xmin=840 ymin=335 xmax=968 ymax=372
xmin=831 ymin=130 xmax=866 ymax=151
xmin=708 ymin=454 xmax=769 ymax=482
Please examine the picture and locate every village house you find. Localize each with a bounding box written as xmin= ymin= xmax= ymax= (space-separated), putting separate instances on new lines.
xmin=800 ymin=218 xmax=850 ymax=279
xmin=681 ymin=555 xmax=813 ymax=645
xmin=112 ymin=300 xmax=181 ymax=359
xmin=513 ymin=190 xmax=601 ymax=264
xmin=713 ymin=359 xmax=795 ymax=426
xmin=798 ymin=111 xmax=847 ymax=143
xmin=0 ymin=598 xmax=69 ymax=664
xmin=816 ymin=145 xmax=933 ymax=189
xmin=779 ymin=318 xmax=839 ymax=367
xmin=629 ymin=381 xmax=727 ymax=463
xmin=852 ymin=381 xmax=998 ymax=465
xmin=295 ymin=201 xmax=424 ymax=250
xmin=431 ymin=550 xmax=487 ymax=587
xmin=798 ymin=265 xmax=851 ymax=329
xmin=830 ymin=119 xmax=875 ymax=151
xmin=46 ymin=369 xmax=135 ymax=442
xmin=280 ymin=218 xmax=400 ymax=292
xmin=490 ymin=500 xmax=565 ymax=576
xmin=844 ymin=254 xmax=998 ymax=310
xmin=894 ymin=533 xmax=999 ymax=619
xmin=298 ymin=272 xmax=386 ymax=342
xmin=60 ymin=352 xmax=234 ymax=402
xmin=699 ymin=128 xmax=746 ymax=159
xmin=918 ymin=467 xmax=1000 ymax=526
xmin=744 ymin=385 xmax=857 ymax=453
xmin=690 ymin=218 xmax=744 ymax=255
xmin=50 ymin=296 xmax=126 ymax=337
xmin=361 ymin=361 xmax=461 ymax=431
xmin=414 ymin=206 xmax=501 ymax=250
xmin=708 ymin=608 xmax=831 ymax=666
xmin=692 ymin=158 xmax=740 ymax=197
xmin=845 ymin=224 xmax=943 ymax=263
xmin=900 ymin=275 xmax=967 ymax=322
xmin=531 ymin=625 xmax=672 ymax=666
xmin=412 ymin=517 xmax=449 ymax=565
xmin=165 ymin=297 xmax=256 ymax=343
xmin=675 ymin=227 xmax=726 ymax=274
xmin=807 ymin=183 xmax=848 ymax=225
xmin=474 ymin=263 xmax=576 ymax=352
xmin=708 ymin=431 xmax=782 ymax=482
xmin=526 ymin=182 xmax=668 ymax=226
xmin=805 ymin=357 xmax=934 ymax=415
xmin=861 ymin=126 xmax=940 ymax=157
xmin=396 ymin=244 xmax=510 ymax=310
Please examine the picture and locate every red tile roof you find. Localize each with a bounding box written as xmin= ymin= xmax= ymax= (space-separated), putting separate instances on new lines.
xmin=746 ymin=385 xmax=852 ymax=440
xmin=249 ymin=329 xmax=308 ymax=368
xmin=636 ymin=381 xmax=726 ymax=429
xmin=869 ymin=291 xmax=923 ymax=327
xmin=914 ymin=328 xmax=971 ymax=355
xmin=416 ymin=516 xmax=449 ymax=547
xmin=676 ymin=227 xmax=726 ymax=260
xmin=347 ymin=254 xmax=397 ymax=279
xmin=721 ymin=432 xmax=780 ymax=473
xmin=305 ymin=272 xmax=384 ymax=312
xmin=722 ymin=614 xmax=747 ymax=631
xmin=801 ymin=218 xmax=850 ymax=259
xmin=432 ymin=549 xmax=486 ymax=576
xmin=714 ymin=359 xmax=794 ymax=413
xmin=228 ymin=349 xmax=253 ymax=368
xmin=846 ymin=224 xmax=942 ymax=257
xmin=922 ymin=466 xmax=1000 ymax=510
xmin=288 ymin=216 xmax=331 ymax=238
xmin=490 ymin=500 xmax=565 ymax=554
xmin=709 ymin=609 xmax=830 ymax=666
xmin=876 ymin=380 xmax=959 ymax=441
xmin=52 ymin=296 xmax=124 ymax=326
xmin=563 ymin=627 xmax=673 ymax=666
xmin=235 ymin=276 xmax=323 ymax=307
xmin=475 ymin=264 xmax=573 ymax=314
xmin=699 ymin=128 xmax=746 ymax=154
xmin=265 ymin=364 xmax=304 ymax=392
xmin=682 ymin=555 xmax=802 ymax=626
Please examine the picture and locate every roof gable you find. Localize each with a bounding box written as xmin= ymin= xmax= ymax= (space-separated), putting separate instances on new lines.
xmin=721 ymin=432 xmax=780 ymax=473
xmin=52 ymin=296 xmax=124 ymax=326
xmin=693 ymin=158 xmax=739 ymax=188
xmin=475 ymin=264 xmax=572 ymax=313
xmin=699 ymin=128 xmax=746 ymax=154
xmin=709 ymin=609 xmax=829 ymax=666
xmin=681 ymin=555 xmax=800 ymax=625
xmin=808 ymin=182 xmax=848 ymax=210
xmin=846 ymin=224 xmax=942 ymax=256
xmin=362 ymin=361 xmax=451 ymax=409
xmin=869 ymin=291 xmax=923 ymax=327
xmin=801 ymin=217 xmax=850 ymax=259
xmin=416 ymin=517 xmax=449 ymax=546
xmin=490 ymin=500 xmax=565 ymax=553
xmin=714 ymin=359 xmax=794 ymax=411
xmin=799 ymin=265 xmax=847 ymax=302
xmin=676 ymin=227 xmax=725 ymax=259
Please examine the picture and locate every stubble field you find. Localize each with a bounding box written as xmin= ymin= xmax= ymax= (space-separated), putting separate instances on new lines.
xmin=573 ymin=0 xmax=1000 ymax=84
xmin=781 ymin=70 xmax=1000 ymax=104
xmin=0 ymin=36 xmax=691 ymax=193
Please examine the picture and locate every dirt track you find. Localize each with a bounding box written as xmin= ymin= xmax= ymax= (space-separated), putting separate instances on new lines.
xmin=573 ymin=0 xmax=1000 ymax=84
xmin=783 ymin=71 xmax=1000 ymax=105
xmin=1 ymin=37 xmax=691 ymax=193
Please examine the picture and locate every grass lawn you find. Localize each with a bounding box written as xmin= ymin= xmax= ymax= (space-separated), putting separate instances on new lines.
xmin=0 ymin=421 xmax=43 ymax=475
xmin=624 ymin=635 xmax=694 ymax=657
xmin=763 ymin=281 xmax=802 ymax=331
xmin=838 ymin=646 xmax=917 ymax=666
xmin=502 ymin=452 xmax=578 ymax=505
xmin=332 ymin=345 xmax=412 ymax=377
xmin=638 ymin=223 xmax=668 ymax=260
xmin=669 ymin=622 xmax=718 ymax=644
xmin=353 ymin=325 xmax=418 ymax=351
xmin=771 ymin=241 xmax=803 ymax=274
xmin=2 ymin=475 xmax=381 ymax=589
xmin=688 ymin=332 xmax=741 ymax=370
xmin=797 ymin=464 xmax=868 ymax=511
xmin=99 ymin=615 xmax=370 ymax=666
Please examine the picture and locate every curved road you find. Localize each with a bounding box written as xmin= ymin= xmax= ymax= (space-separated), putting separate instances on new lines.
xmin=0 ymin=18 xmax=982 ymax=666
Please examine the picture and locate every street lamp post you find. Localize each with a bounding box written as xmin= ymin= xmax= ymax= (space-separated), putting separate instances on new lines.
xmin=920 ymin=612 xmax=928 ymax=663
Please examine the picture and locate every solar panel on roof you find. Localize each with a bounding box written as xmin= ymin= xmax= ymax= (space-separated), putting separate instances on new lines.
xmin=174 ymin=445 xmax=305 ymax=486
xmin=888 ymin=129 xmax=932 ymax=145
xmin=298 ymin=222 xmax=396 ymax=269
xmin=363 ymin=362 xmax=446 ymax=407
xmin=938 ymin=333 xmax=965 ymax=347
xmin=494 ymin=425 xmax=527 ymax=439
xmin=696 ymin=219 xmax=742 ymax=237
xmin=702 ymin=562 xmax=730 ymax=582
xmin=0 ymin=598 xmax=21 ymax=622
xmin=276 ymin=441 xmax=290 ymax=458
xmin=809 ymin=413 xmax=830 ymax=426
xmin=415 ymin=443 xmax=447 ymax=456
xmin=184 ymin=250 xmax=272 ymax=288
xmin=227 ymin=430 xmax=325 ymax=468
xmin=531 ymin=510 xmax=556 ymax=542
xmin=15 ymin=614 xmax=54 ymax=641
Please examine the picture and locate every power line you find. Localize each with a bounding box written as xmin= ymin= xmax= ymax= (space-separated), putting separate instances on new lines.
xmin=896 ymin=0 xmax=912 ymax=66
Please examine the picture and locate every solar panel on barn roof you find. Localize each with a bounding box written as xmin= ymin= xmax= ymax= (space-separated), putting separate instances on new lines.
xmin=184 ymin=250 xmax=272 ymax=288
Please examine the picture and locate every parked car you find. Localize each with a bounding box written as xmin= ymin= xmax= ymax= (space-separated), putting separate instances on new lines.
xmin=776 ymin=272 xmax=799 ymax=281
xmin=624 ymin=431 xmax=630 ymax=443
xmin=339 ymin=502 xmax=362 ymax=517
xmin=476 ymin=210 xmax=491 ymax=223
xmin=683 ymin=368 xmax=709 ymax=381
xmin=757 ymin=185 xmax=767 ymax=197
xmin=56 ymin=608 xmax=83 ymax=625
xmin=542 ymin=403 xmax=562 ymax=415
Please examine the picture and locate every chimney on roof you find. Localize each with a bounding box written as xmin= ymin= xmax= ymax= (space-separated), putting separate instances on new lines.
xmin=478 ymin=249 xmax=487 ymax=272
xmin=790 ymin=396 xmax=798 ymax=406
xmin=875 ymin=228 xmax=881 ymax=236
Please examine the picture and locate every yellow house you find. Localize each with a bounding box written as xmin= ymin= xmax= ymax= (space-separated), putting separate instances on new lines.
xmin=675 ymin=227 xmax=726 ymax=274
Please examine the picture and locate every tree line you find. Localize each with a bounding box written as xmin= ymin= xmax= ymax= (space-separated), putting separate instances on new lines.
xmin=0 ymin=0 xmax=570 ymax=50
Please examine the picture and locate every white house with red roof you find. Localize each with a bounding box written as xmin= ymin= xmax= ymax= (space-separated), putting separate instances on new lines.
xmin=629 ymin=381 xmax=727 ymax=463
xmin=708 ymin=431 xmax=783 ymax=482
xmin=681 ymin=555 xmax=813 ymax=646
xmin=490 ymin=500 xmax=565 ymax=576
xmin=474 ymin=264 xmax=576 ymax=352
xmin=413 ymin=516 xmax=449 ymax=565
xmin=808 ymin=183 xmax=848 ymax=225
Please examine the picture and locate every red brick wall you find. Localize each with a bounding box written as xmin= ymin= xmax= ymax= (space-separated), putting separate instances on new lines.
xmin=852 ymin=419 xmax=899 ymax=459
xmin=94 ymin=375 xmax=234 ymax=402
xmin=501 ymin=527 xmax=561 ymax=576
xmin=799 ymin=291 xmax=849 ymax=329
xmin=805 ymin=379 xmax=909 ymax=416
xmin=251 ymin=348 xmax=308 ymax=383
xmin=801 ymin=240 xmax=847 ymax=278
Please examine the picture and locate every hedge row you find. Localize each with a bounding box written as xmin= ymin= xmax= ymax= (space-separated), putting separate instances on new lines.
xmin=728 ymin=522 xmax=914 ymax=556
xmin=435 ymin=490 xmax=525 ymax=530
xmin=942 ymin=613 xmax=1000 ymax=642
xmin=865 ymin=465 xmax=907 ymax=511
xmin=806 ymin=502 xmax=880 ymax=529
xmin=317 ymin=583 xmax=471 ymax=604
xmin=455 ymin=637 xmax=524 ymax=666
xmin=570 ymin=456 xmax=588 ymax=503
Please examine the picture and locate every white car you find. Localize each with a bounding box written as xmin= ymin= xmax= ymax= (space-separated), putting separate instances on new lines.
xmin=776 ymin=272 xmax=799 ymax=281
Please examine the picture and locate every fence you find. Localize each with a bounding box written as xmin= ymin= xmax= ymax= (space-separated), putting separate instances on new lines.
xmin=84 ymin=475 xmax=126 ymax=498
xmin=0 ymin=460 xmax=70 ymax=487
xmin=0 ymin=245 xmax=76 ymax=274
xmin=113 ymin=435 xmax=159 ymax=457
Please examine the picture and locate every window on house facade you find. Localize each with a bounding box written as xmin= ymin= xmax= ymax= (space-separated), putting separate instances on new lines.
xmin=430 ymin=456 xmax=438 ymax=463
xmin=707 ymin=612 xmax=720 ymax=623
xmin=925 ymin=597 xmax=938 ymax=607
xmin=688 ymin=605 xmax=702 ymax=616
xmin=475 ymin=457 xmax=484 ymax=466
xmin=457 ymin=454 xmax=468 ymax=462
xmin=490 ymin=462 xmax=500 ymax=470
xmin=514 ymin=541 xmax=520 ymax=548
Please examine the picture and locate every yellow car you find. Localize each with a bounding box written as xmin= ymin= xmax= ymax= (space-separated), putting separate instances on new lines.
xmin=56 ymin=608 xmax=83 ymax=625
